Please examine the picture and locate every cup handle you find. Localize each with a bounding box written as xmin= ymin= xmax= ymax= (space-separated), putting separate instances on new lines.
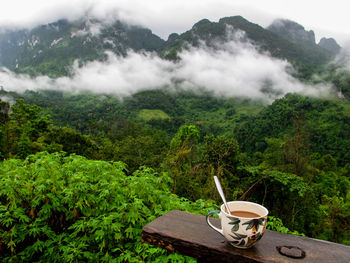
xmin=206 ymin=210 xmax=223 ymax=235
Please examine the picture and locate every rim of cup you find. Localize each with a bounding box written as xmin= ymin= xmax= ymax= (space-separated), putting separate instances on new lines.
xmin=220 ymin=201 xmax=269 ymax=219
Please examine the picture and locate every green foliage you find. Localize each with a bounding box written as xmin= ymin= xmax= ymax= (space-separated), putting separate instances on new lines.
xmin=0 ymin=152 xmax=215 ymax=262
xmin=0 ymin=99 xmax=10 ymax=125
xmin=236 ymin=94 xmax=350 ymax=165
xmin=110 ymin=129 xmax=168 ymax=173
xmin=10 ymin=99 xmax=51 ymax=139
xmin=0 ymin=99 xmax=105 ymax=161
xmin=43 ymin=126 xmax=101 ymax=160
xmin=0 ymin=99 xmax=52 ymax=159
xmin=1 ymin=90 xmax=349 ymax=246
xmin=317 ymin=196 xmax=350 ymax=243
xmin=0 ymin=99 xmax=10 ymax=159
xmin=316 ymin=154 xmax=337 ymax=172
xmin=170 ymin=125 xmax=200 ymax=149
xmin=5 ymin=89 xmax=252 ymax=139
xmin=244 ymin=166 xmax=309 ymax=197
xmin=15 ymin=132 xmax=32 ymax=159
xmin=267 ymin=216 xmax=304 ymax=236
xmin=164 ymin=127 xmax=243 ymax=202
xmin=202 ymin=135 xmax=240 ymax=174
xmin=240 ymin=159 xmax=350 ymax=243
xmin=1 ymin=14 xmax=350 ymax=256
xmin=137 ymin=109 xmax=171 ymax=121
xmin=317 ymin=65 xmax=350 ymax=99
xmin=165 ymin=125 xmax=201 ymax=198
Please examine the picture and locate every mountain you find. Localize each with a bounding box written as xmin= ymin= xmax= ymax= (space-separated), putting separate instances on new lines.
xmin=160 ymin=16 xmax=333 ymax=69
xmin=267 ymin=19 xmax=341 ymax=55
xmin=318 ymin=37 xmax=341 ymax=54
xmin=267 ymin=19 xmax=316 ymax=44
xmin=0 ymin=28 xmax=28 ymax=69
xmin=0 ymin=15 xmax=341 ymax=79
xmin=0 ymin=18 xmax=164 ymax=77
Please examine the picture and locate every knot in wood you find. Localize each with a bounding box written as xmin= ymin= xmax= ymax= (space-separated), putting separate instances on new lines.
xmin=276 ymin=245 xmax=306 ymax=259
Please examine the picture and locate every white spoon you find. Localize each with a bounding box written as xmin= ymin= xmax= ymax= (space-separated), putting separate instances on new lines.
xmin=214 ymin=176 xmax=231 ymax=214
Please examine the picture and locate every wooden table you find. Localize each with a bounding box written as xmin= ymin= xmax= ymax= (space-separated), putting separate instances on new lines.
xmin=142 ymin=210 xmax=350 ymax=262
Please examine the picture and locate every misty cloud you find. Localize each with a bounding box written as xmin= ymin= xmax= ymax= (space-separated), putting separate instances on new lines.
xmin=55 ymin=52 xmax=174 ymax=96
xmin=0 ymin=68 xmax=53 ymax=91
xmin=0 ymin=34 xmax=332 ymax=101
xmin=328 ymin=45 xmax=350 ymax=74
xmin=341 ymin=43 xmax=350 ymax=71
xmin=1 ymin=1 xmax=349 ymax=44
xmin=0 ymin=1 xmax=273 ymax=38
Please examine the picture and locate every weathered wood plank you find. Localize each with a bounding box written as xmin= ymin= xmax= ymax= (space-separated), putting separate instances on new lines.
xmin=141 ymin=210 xmax=350 ymax=262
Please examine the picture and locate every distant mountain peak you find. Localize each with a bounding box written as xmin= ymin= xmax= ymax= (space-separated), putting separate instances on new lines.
xmin=267 ymin=19 xmax=316 ymax=44
xmin=167 ymin=33 xmax=179 ymax=42
xmin=219 ymin=15 xmax=250 ymax=25
xmin=159 ymin=15 xmax=332 ymax=67
xmin=192 ymin=19 xmax=211 ymax=29
xmin=0 ymin=18 xmax=164 ymax=76
xmin=318 ymin=37 xmax=341 ymax=54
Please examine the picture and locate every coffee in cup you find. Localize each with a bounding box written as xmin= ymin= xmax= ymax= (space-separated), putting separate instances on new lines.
xmin=206 ymin=201 xmax=268 ymax=248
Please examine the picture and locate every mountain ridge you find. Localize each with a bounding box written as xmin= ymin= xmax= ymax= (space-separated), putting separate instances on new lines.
xmin=0 ymin=15 xmax=343 ymax=79
xmin=267 ymin=18 xmax=341 ymax=55
xmin=0 ymin=17 xmax=164 ymax=77
xmin=267 ymin=19 xmax=316 ymax=44
xmin=159 ymin=15 xmax=334 ymax=69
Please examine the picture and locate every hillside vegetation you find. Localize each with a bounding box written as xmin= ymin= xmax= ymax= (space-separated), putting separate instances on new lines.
xmin=2 ymin=92 xmax=349 ymax=261
xmin=0 ymin=13 xmax=350 ymax=262
xmin=0 ymin=152 xmax=215 ymax=262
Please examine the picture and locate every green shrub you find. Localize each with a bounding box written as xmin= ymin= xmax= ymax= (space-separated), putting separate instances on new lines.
xmin=0 ymin=152 xmax=215 ymax=262
xmin=266 ymin=216 xmax=304 ymax=236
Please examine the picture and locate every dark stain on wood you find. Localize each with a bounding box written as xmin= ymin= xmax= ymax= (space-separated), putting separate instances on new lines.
xmin=142 ymin=210 xmax=350 ymax=263
xmin=276 ymin=246 xmax=306 ymax=259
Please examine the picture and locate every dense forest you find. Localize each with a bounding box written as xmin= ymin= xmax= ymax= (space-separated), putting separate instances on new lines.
xmin=0 ymin=89 xmax=349 ymax=261
xmin=0 ymin=13 xmax=350 ymax=262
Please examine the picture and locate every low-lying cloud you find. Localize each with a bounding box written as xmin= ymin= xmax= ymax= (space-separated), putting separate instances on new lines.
xmin=0 ymin=33 xmax=332 ymax=101
xmin=174 ymin=40 xmax=331 ymax=99
xmin=341 ymin=42 xmax=350 ymax=71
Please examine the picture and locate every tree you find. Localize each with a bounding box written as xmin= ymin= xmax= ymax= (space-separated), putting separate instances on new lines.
xmin=113 ymin=132 xmax=168 ymax=173
xmin=15 ymin=132 xmax=31 ymax=159
xmin=170 ymin=125 xmax=200 ymax=149
xmin=200 ymin=135 xmax=241 ymax=200
xmin=2 ymin=99 xmax=51 ymax=159
xmin=0 ymin=99 xmax=10 ymax=159
xmin=283 ymin=112 xmax=310 ymax=177
xmin=319 ymin=196 xmax=350 ymax=243
xmin=44 ymin=126 xmax=101 ymax=159
xmin=165 ymin=125 xmax=200 ymax=197
xmin=0 ymin=99 xmax=10 ymax=125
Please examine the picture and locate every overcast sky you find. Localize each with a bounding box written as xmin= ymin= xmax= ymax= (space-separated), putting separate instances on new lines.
xmin=0 ymin=0 xmax=349 ymax=45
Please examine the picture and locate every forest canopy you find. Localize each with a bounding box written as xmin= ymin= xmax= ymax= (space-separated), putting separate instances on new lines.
xmin=1 ymin=91 xmax=349 ymax=263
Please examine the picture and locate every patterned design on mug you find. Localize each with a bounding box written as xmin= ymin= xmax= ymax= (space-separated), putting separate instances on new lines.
xmin=228 ymin=217 xmax=266 ymax=248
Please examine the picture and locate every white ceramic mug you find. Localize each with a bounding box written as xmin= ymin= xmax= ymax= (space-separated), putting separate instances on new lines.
xmin=206 ymin=201 xmax=268 ymax=248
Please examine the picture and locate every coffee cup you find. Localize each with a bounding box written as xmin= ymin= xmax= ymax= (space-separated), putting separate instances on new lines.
xmin=206 ymin=201 xmax=268 ymax=248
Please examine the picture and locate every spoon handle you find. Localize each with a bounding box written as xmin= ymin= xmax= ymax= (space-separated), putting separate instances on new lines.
xmin=214 ymin=176 xmax=231 ymax=214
